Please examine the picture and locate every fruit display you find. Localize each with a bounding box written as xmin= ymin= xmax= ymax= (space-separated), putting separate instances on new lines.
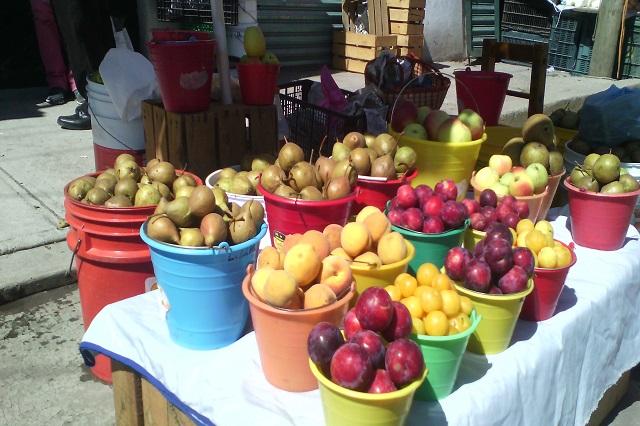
xmin=569 ymin=153 xmax=640 ymax=194
xmin=258 ymin=141 xmax=357 ymax=200
xmin=146 ymin=183 xmax=264 ymax=247
xmin=240 ymin=26 xmax=279 ymax=65
xmin=382 ymin=264 xmax=475 ymax=337
xmin=213 ymin=153 xmax=275 ymax=196
xmin=513 ymin=219 xmax=574 ymax=269
xmin=392 ymin=101 xmax=485 ymax=143
xmin=386 ymin=180 xmax=469 ymax=233
xmin=307 ymin=287 xmax=425 ymax=393
xmin=250 ymin=230 xmax=354 ymax=310
xmin=474 ymin=153 xmax=554 ymax=197
xmin=469 ymin=189 xmax=530 ymax=232
xmin=66 ymin=154 xmax=186 ymax=208
xmin=446 ymin=223 xmax=535 ymax=294
xmin=569 ymin=138 xmax=640 ymax=163
xmin=329 ymin=131 xmax=417 ymax=179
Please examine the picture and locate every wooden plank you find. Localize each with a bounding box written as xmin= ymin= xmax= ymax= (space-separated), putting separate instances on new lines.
xmin=332 ymin=43 xmax=383 ymax=61
xmin=167 ymin=404 xmax=195 ymax=426
xmin=386 ymin=0 xmax=425 ymax=8
xmin=111 ymin=361 xmax=144 ymax=426
xmin=388 ymin=8 xmax=424 ymax=22
xmin=589 ymin=0 xmax=625 ymax=77
xmin=247 ymin=107 xmax=278 ymax=155
xmin=152 ymin=104 xmax=170 ymax=162
xmin=395 ymin=35 xmax=423 ymax=46
xmin=390 ymin=22 xmax=424 ymax=35
xmin=142 ymin=102 xmax=157 ymax=163
xmin=333 ymin=31 xmax=396 ymax=48
xmin=378 ymin=0 xmax=390 ymax=35
xmin=398 ymin=46 xmax=422 ymax=56
xmin=185 ymin=110 xmax=217 ymax=180
xmin=166 ymin=112 xmax=186 ymax=170
xmin=333 ymin=56 xmax=369 ymax=73
xmin=216 ymin=106 xmax=248 ymax=168
xmin=369 ymin=0 xmax=381 ymax=35
xmin=141 ymin=377 xmax=169 ymax=426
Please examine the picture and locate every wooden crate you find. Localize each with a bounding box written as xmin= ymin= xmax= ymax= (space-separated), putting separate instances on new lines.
xmin=387 ymin=0 xmax=425 ymax=36
xmin=396 ymin=34 xmax=424 ymax=57
xmin=390 ymin=22 xmax=424 ymax=35
xmin=142 ymin=100 xmax=278 ymax=181
xmin=332 ymin=31 xmax=397 ymax=73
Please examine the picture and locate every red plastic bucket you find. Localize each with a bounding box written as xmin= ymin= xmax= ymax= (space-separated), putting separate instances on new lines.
xmin=564 ymin=178 xmax=640 ymax=251
xmin=454 ymin=70 xmax=512 ymax=126
xmin=520 ymin=241 xmax=576 ymax=321
xmin=93 ymin=143 xmax=145 ymax=171
xmin=257 ymin=183 xmax=355 ymax=250
xmin=237 ymin=63 xmax=280 ymax=106
xmin=354 ymin=169 xmax=418 ymax=213
xmin=148 ymin=30 xmax=215 ymax=113
xmin=64 ymin=171 xmax=202 ymax=382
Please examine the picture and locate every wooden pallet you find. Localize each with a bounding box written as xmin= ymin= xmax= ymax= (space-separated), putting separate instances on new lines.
xmin=142 ymin=100 xmax=278 ymax=181
xmin=332 ymin=32 xmax=397 ymax=73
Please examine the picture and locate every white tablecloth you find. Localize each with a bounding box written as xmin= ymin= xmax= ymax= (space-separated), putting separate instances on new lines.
xmin=80 ymin=212 xmax=640 ymax=426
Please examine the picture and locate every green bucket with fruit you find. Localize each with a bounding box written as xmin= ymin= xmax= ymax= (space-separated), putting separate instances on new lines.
xmin=411 ymin=310 xmax=481 ymax=400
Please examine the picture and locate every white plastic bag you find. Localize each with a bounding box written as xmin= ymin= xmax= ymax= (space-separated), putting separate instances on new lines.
xmin=98 ymin=48 xmax=160 ymax=121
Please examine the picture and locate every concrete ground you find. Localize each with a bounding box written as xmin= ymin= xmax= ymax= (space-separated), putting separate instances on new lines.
xmin=1 ymin=64 xmax=640 ymax=424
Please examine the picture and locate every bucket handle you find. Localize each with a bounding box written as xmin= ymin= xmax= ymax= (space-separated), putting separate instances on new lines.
xmin=87 ymin=104 xmax=137 ymax=152
xmin=66 ymin=225 xmax=84 ymax=277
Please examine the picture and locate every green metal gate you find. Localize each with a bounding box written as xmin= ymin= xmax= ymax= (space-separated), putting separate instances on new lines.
xmin=464 ymin=0 xmax=501 ymax=58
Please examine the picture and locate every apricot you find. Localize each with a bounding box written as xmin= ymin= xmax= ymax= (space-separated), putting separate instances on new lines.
xmin=263 ymin=270 xmax=298 ymax=308
xmin=283 ymin=287 xmax=304 ymax=310
xmin=322 ymin=224 xmax=343 ymax=251
xmin=300 ymin=230 xmax=330 ymax=259
xmin=283 ymin=233 xmax=303 ymax=254
xmin=283 ymin=243 xmax=322 ymax=287
xmin=257 ymin=246 xmax=281 ymax=270
xmin=341 ymin=222 xmax=371 ymax=258
xmin=250 ymin=267 xmax=273 ymax=302
xmin=377 ymin=232 xmax=407 ymax=265
xmin=363 ymin=212 xmax=391 ymax=245
xmin=355 ymin=205 xmax=381 ymax=223
xmin=330 ymin=247 xmax=352 ymax=261
xmin=304 ymin=283 xmax=337 ymax=309
xmin=353 ymin=251 xmax=382 ymax=269
xmin=320 ymin=255 xmax=353 ymax=297
xmin=554 ymin=244 xmax=573 ymax=268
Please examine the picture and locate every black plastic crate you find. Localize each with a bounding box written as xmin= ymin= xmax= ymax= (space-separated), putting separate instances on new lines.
xmin=501 ymin=0 xmax=554 ymax=37
xmin=501 ymin=30 xmax=548 ymax=46
xmin=278 ymin=80 xmax=367 ymax=157
xmin=157 ymin=0 xmax=238 ymax=26
xmin=620 ymin=14 xmax=640 ymax=78
xmin=548 ymin=13 xmax=580 ymax=71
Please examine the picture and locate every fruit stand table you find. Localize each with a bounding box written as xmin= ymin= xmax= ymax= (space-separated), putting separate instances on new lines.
xmin=80 ymin=209 xmax=640 ymax=426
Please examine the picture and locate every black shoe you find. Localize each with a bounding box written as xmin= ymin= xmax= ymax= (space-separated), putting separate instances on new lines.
xmin=40 ymin=87 xmax=72 ymax=106
xmin=57 ymin=102 xmax=91 ymax=130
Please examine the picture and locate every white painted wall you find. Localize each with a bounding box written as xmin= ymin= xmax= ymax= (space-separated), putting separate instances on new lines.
xmin=422 ymin=0 xmax=466 ymax=61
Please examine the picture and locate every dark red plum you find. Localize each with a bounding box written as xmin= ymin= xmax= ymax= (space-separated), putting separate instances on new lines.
xmin=461 ymin=198 xmax=480 ymax=216
xmin=485 ymin=222 xmax=513 ymax=245
xmin=396 ymin=184 xmax=418 ymax=209
xmin=414 ymin=185 xmax=433 ymax=203
xmin=479 ymin=189 xmax=498 ymax=208
xmin=435 ymin=179 xmax=458 ymax=202
xmin=445 ymin=247 xmax=471 ymax=281
xmin=470 ymin=212 xmax=488 ymax=231
xmin=344 ymin=308 xmax=363 ymax=340
xmin=422 ymin=195 xmax=444 ymax=218
xmin=402 ymin=208 xmax=423 ymax=231
xmin=464 ymin=259 xmax=492 ymax=293
xmin=368 ymin=369 xmax=397 ymax=393
xmin=385 ymin=338 xmax=425 ymax=387
xmin=330 ymin=343 xmax=375 ymax=391
xmin=488 ymin=286 xmax=503 ymax=295
xmin=308 ymin=322 xmax=345 ymax=375
xmin=480 ymin=206 xmax=497 ymax=223
xmin=382 ymin=302 xmax=413 ymax=342
xmin=512 ymin=247 xmax=535 ymax=276
xmin=355 ymin=287 xmax=394 ymax=332
xmin=501 ymin=195 xmax=517 ymax=207
xmin=498 ymin=265 xmax=529 ymax=294
xmin=350 ymin=330 xmax=386 ymax=369
xmin=388 ymin=209 xmax=404 ymax=227
xmin=422 ymin=216 xmax=445 ymax=234
xmin=496 ymin=203 xmax=514 ymax=224
xmin=440 ymin=201 xmax=468 ymax=230
xmin=503 ymin=212 xmax=520 ymax=230
xmin=484 ymin=238 xmax=514 ymax=277
xmin=514 ymin=200 xmax=530 ymax=219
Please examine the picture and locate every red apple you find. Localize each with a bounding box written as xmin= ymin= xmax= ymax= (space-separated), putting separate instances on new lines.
xmin=514 ymin=200 xmax=530 ymax=219
xmin=355 ymin=287 xmax=394 ymax=332
xmin=422 ymin=195 xmax=444 ymax=218
xmin=484 ymin=238 xmax=514 ymax=277
xmin=396 ymin=184 xmax=418 ymax=209
xmin=385 ymin=338 xmax=425 ymax=387
xmin=445 ymin=247 xmax=471 ymax=281
xmin=344 ymin=308 xmax=363 ymax=340
xmin=461 ymin=198 xmax=480 ymax=216
xmin=470 ymin=212 xmax=488 ymax=231
xmin=424 ymin=110 xmax=450 ymax=140
xmin=422 ymin=216 xmax=445 ymax=234
xmin=435 ymin=179 xmax=458 ymax=201
xmin=512 ymin=247 xmax=535 ymax=276
xmin=368 ymin=369 xmax=397 ymax=394
xmin=391 ymin=100 xmax=418 ymax=132
xmin=464 ymin=259 xmax=492 ymax=293
xmin=440 ymin=201 xmax=467 ymax=230
xmin=350 ymin=330 xmax=386 ymax=369
xmin=458 ymin=108 xmax=485 ymax=140
xmin=308 ymin=322 xmax=345 ymax=375
xmin=437 ymin=117 xmax=472 ymax=143
xmin=330 ymin=343 xmax=375 ymax=391
xmin=498 ymin=265 xmax=529 ymax=294
xmin=479 ymin=189 xmax=498 ymax=208
xmin=382 ymin=302 xmax=413 ymax=342
xmin=402 ymin=208 xmax=423 ymax=231
xmin=509 ymin=171 xmax=535 ymax=196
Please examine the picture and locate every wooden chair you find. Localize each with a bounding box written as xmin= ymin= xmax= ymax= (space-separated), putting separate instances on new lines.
xmin=480 ymin=38 xmax=549 ymax=117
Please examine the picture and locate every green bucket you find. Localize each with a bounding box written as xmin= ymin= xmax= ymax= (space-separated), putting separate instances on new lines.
xmin=411 ymin=310 xmax=481 ymax=400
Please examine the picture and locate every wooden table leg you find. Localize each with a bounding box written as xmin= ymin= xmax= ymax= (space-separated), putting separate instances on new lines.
xmin=112 ymin=360 xmax=144 ymax=426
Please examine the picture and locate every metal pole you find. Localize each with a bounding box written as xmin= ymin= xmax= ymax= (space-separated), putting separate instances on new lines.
xmin=210 ymin=0 xmax=232 ymax=104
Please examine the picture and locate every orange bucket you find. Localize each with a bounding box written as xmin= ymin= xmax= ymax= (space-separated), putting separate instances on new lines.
xmin=242 ymin=267 xmax=355 ymax=392
xmin=537 ymin=169 xmax=566 ymax=221
xmin=470 ymin=173 xmax=547 ymax=222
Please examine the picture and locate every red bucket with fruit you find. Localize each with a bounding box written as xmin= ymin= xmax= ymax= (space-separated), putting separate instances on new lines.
xmin=354 ymin=169 xmax=418 ymax=213
xmin=520 ymin=241 xmax=576 ymax=321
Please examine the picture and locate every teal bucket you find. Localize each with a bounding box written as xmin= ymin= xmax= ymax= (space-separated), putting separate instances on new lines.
xmin=140 ymin=222 xmax=267 ymax=350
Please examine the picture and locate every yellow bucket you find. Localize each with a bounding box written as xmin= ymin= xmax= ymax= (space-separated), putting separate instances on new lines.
xmin=390 ymin=128 xmax=486 ymax=199
xmin=463 ymin=228 xmax=485 ymax=251
xmin=350 ymin=241 xmax=415 ymax=296
xmin=310 ymin=359 xmax=428 ymax=426
xmin=454 ymin=280 xmax=534 ymax=355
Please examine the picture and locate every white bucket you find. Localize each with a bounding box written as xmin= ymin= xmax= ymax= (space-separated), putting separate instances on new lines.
xmin=205 ymin=165 xmax=271 ymax=249
xmin=86 ymin=79 xmax=145 ymax=152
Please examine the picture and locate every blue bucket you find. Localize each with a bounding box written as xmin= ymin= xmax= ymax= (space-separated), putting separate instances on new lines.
xmin=140 ymin=222 xmax=267 ymax=350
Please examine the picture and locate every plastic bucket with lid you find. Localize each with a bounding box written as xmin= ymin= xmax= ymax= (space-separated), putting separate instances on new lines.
xmin=257 ymin=183 xmax=355 ymax=251
xmin=148 ymin=30 xmax=215 ymax=113
xmin=350 ymin=241 xmax=415 ymax=295
xmin=411 ymin=310 xmax=481 ymax=400
xmin=564 ymin=178 xmax=640 ymax=250
xmin=521 ymin=241 xmax=576 ymax=321
xmin=140 ymin=222 xmax=266 ymax=350
xmin=237 ymin=62 xmax=280 ymax=106
xmin=454 ymin=279 xmax=534 ymax=354
xmin=309 ymin=359 xmax=427 ymax=426
xmin=242 ymin=268 xmax=355 ymax=391
xmin=354 ymin=169 xmax=418 ymax=213
xmin=205 ymin=166 xmax=270 ymax=249
xmin=390 ymin=129 xmax=486 ymax=199
xmin=470 ymin=173 xmax=547 ymax=222
xmin=454 ymin=70 xmax=512 ymax=126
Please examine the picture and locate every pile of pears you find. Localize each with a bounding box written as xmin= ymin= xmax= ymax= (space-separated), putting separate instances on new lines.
xmin=215 ymin=153 xmax=275 ymax=196
xmin=569 ymin=153 xmax=640 ymax=194
xmin=148 ymin=183 xmax=265 ymax=248
xmin=67 ymin=154 xmax=190 ymax=208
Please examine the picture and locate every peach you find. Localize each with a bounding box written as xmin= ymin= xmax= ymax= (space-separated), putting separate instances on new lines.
xmin=363 ymin=212 xmax=391 ymax=244
xmin=330 ymin=247 xmax=352 ymax=261
xmin=257 ymin=246 xmax=281 ymax=269
xmin=323 ymin=224 xmax=343 ymax=251
xmin=377 ymin=232 xmax=407 ymax=265
xmin=283 ymin=233 xmax=303 ymax=254
xmin=250 ymin=267 xmax=273 ymax=302
xmin=283 ymin=243 xmax=322 ymax=287
xmin=263 ymin=270 xmax=298 ymax=308
xmin=340 ymin=222 xmax=371 ymax=258
xmin=304 ymin=283 xmax=337 ymax=309
xmin=353 ymin=251 xmax=382 ymax=269
xmin=320 ymin=255 xmax=353 ymax=296
xmin=355 ymin=205 xmax=381 ymax=223
xmin=300 ymin=230 xmax=330 ymax=259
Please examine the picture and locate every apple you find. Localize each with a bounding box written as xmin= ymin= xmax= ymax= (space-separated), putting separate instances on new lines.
xmin=403 ymin=123 xmax=428 ymax=140
xmin=512 ymin=166 xmax=525 ymax=174
xmin=479 ymin=189 xmax=498 ymax=208
xmin=484 ymin=238 xmax=514 ymax=277
xmin=437 ymin=118 xmax=472 ymax=143
xmin=470 ymin=212 xmax=488 ymax=231
xmin=489 ymin=182 xmax=510 ymax=197
xmin=396 ymin=184 xmax=418 ymax=209
xmin=514 ymin=200 xmax=530 ymax=219
xmin=330 ymin=343 xmax=375 ymax=390
xmin=500 ymin=172 xmax=515 ymax=187
xmin=308 ymin=322 xmax=345 ymax=374
xmin=344 ymin=308 xmax=363 ymax=340
xmin=488 ymin=155 xmax=513 ymax=177
xmin=402 ymin=208 xmax=423 ymax=231
xmin=416 ymin=106 xmax=432 ymax=125
xmin=387 ymin=209 xmax=404 ymax=227
xmin=422 ymin=195 xmax=444 ymax=218
xmin=508 ymin=171 xmax=534 ymax=196
xmin=350 ymin=330 xmax=386 ymax=369
xmin=382 ymin=302 xmax=413 ymax=341
xmin=422 ymin=216 xmax=445 ymax=233
xmin=355 ymin=287 xmax=394 ymax=332
xmin=461 ymin=199 xmax=480 ymax=216
xmin=424 ymin=110 xmax=450 ymax=140
xmin=464 ymin=259 xmax=492 ymax=293
xmin=498 ymin=265 xmax=529 ymax=294
xmin=435 ymin=179 xmax=458 ymax=201
xmin=458 ymin=109 xmax=485 ymax=140
xmin=525 ymin=163 xmax=549 ymax=194
xmin=474 ymin=167 xmax=500 ymax=191
xmin=440 ymin=201 xmax=467 ymax=230
xmin=445 ymin=247 xmax=471 ymax=281
xmin=368 ymin=369 xmax=397 ymax=393
xmin=385 ymin=338 xmax=425 ymax=387
xmin=512 ymin=247 xmax=535 ymax=276
xmin=320 ymin=255 xmax=353 ymax=297
xmin=391 ymin=100 xmax=418 ymax=132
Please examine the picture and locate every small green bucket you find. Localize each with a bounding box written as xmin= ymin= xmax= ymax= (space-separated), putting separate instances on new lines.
xmin=411 ymin=310 xmax=481 ymax=400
